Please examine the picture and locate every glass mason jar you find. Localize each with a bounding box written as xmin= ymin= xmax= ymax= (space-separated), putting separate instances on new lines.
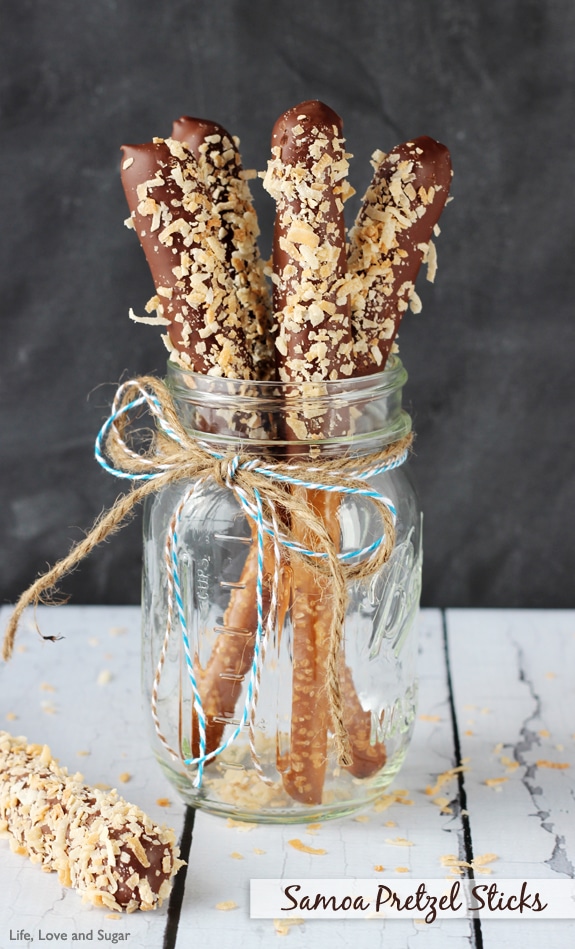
xmin=141 ymin=356 xmax=422 ymax=823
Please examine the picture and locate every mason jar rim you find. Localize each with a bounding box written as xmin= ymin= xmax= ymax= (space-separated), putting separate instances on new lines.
xmin=166 ymin=354 xmax=408 ymax=403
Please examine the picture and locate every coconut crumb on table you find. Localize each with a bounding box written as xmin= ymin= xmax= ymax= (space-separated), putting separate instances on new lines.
xmin=216 ymin=901 xmax=238 ymax=911
xmin=431 ymin=796 xmax=453 ymax=814
xmin=441 ymin=853 xmax=498 ymax=876
xmin=425 ymin=765 xmax=468 ymax=797
xmin=372 ymin=789 xmax=413 ymax=812
xmin=288 ymin=839 xmax=327 ymax=855
xmin=274 ymin=917 xmax=305 ymax=936
xmin=225 ymin=817 xmax=256 ymax=831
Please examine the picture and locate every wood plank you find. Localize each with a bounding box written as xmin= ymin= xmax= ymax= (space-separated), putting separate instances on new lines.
xmin=447 ymin=608 xmax=575 ymax=947
xmin=0 ymin=605 xmax=186 ymax=944
xmin=174 ymin=609 xmax=475 ymax=947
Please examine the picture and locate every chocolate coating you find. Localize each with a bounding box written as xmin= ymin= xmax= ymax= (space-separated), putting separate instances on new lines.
xmin=171 ymin=116 xmax=273 ymax=379
xmin=348 ymin=135 xmax=452 ymax=375
xmin=263 ymin=100 xmax=354 ymax=385
xmin=120 ymin=137 xmax=253 ymax=379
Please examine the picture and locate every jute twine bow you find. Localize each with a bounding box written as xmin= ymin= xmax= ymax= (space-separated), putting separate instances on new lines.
xmin=2 ymin=376 xmax=413 ymax=768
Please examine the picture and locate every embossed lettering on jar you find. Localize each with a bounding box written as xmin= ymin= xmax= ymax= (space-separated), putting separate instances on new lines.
xmin=141 ymin=356 xmax=422 ymax=823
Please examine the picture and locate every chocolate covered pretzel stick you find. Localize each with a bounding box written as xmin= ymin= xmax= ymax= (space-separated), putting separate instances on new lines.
xmin=263 ymin=99 xmax=355 ymax=389
xmin=348 ymin=136 xmax=452 ymax=374
xmin=0 ymin=731 xmax=183 ymax=912
xmin=121 ymin=137 xmax=253 ymax=378
xmin=331 ymin=136 xmax=452 ymax=778
xmin=264 ymin=101 xmax=372 ymax=803
xmin=171 ymin=117 xmax=274 ymax=378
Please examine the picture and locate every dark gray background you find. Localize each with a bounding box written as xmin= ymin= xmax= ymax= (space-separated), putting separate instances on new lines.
xmin=1 ymin=0 xmax=573 ymax=609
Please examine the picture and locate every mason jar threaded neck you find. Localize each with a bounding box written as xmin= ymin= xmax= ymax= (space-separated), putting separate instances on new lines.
xmin=165 ymin=356 xmax=411 ymax=457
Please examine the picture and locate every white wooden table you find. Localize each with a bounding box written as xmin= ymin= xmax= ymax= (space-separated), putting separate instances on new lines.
xmin=1 ymin=606 xmax=573 ymax=948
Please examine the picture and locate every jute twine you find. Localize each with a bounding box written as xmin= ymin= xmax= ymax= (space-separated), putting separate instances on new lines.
xmin=2 ymin=375 xmax=413 ymax=766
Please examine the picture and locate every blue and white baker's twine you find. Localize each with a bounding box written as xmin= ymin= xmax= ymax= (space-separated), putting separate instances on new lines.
xmin=95 ymin=379 xmax=408 ymax=787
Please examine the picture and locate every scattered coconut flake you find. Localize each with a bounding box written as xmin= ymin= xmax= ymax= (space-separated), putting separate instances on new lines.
xmin=288 ymin=839 xmax=327 ymax=856
xmin=119 ymin=772 xmax=131 ymax=784
xmin=230 ymin=852 xmax=244 ymax=860
xmin=129 ymin=308 xmax=170 ymax=326
xmin=274 ymin=918 xmax=305 ymax=936
xmin=97 ymin=669 xmax=112 ymax=686
xmin=216 ymin=901 xmax=238 ymax=911
xmin=385 ymin=837 xmax=414 ymax=847
xmin=395 ymin=867 xmax=410 ymax=873
xmin=441 ymin=853 xmax=498 ymax=876
xmin=105 ymin=914 xmax=122 ymax=921
xmin=472 ymin=854 xmax=498 ymax=873
xmin=431 ymin=796 xmax=453 ymax=814
xmin=419 ymin=714 xmax=441 ymax=722
xmin=374 ymin=865 xmax=385 ymax=872
xmin=5 ymin=712 xmax=17 ymax=722
xmin=226 ymin=818 xmax=255 ymax=832
xmin=373 ymin=789 xmax=413 ymax=812
xmin=253 ymin=848 xmax=266 ymax=855
xmin=40 ymin=682 xmax=56 ymax=693
xmin=500 ymin=757 xmax=517 ymax=770
xmin=156 ymin=797 xmax=172 ymax=807
xmin=536 ymin=760 xmax=570 ymax=769
xmin=425 ymin=765 xmax=468 ymax=797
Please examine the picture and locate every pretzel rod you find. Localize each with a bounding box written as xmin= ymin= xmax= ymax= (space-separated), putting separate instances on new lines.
xmin=171 ymin=117 xmax=274 ymax=378
xmin=348 ymin=136 xmax=452 ymax=374
xmin=0 ymin=731 xmax=183 ymax=912
xmin=189 ymin=531 xmax=275 ymax=759
xmin=278 ymin=489 xmax=336 ymax=803
xmin=120 ymin=136 xmax=253 ymax=378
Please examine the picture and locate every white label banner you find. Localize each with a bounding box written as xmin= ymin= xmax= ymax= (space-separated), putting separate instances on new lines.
xmin=250 ymin=879 xmax=575 ymax=922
